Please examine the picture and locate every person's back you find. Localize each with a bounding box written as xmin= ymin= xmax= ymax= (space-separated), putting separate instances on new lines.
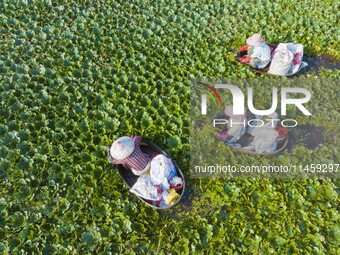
xmin=247 ymin=43 xmax=271 ymax=69
xmin=239 ymin=33 xmax=271 ymax=69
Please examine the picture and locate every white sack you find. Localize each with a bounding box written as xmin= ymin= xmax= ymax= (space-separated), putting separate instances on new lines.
xmin=150 ymin=155 xmax=176 ymax=190
xmin=253 ymin=129 xmax=278 ymax=154
xmin=268 ymin=43 xmax=294 ymax=75
xmin=130 ymin=175 xmax=162 ymax=201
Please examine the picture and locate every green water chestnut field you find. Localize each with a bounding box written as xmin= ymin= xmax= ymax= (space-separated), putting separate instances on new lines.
xmin=0 ymin=0 xmax=339 ymax=254
xmin=190 ymin=78 xmax=340 ymax=178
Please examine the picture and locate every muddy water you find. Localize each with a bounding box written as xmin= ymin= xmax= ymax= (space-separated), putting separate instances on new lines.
xmin=288 ymin=55 xmax=338 ymax=148
xmin=299 ymin=55 xmax=340 ymax=75
xmin=287 ymin=124 xmax=327 ymax=150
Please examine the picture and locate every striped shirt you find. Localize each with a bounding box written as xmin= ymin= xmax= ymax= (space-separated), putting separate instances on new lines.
xmin=113 ymin=136 xmax=151 ymax=171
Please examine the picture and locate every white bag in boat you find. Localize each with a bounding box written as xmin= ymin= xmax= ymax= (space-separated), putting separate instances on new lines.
xmin=150 ymin=155 xmax=176 ymax=190
xmin=253 ymin=129 xmax=278 ymax=154
xmin=130 ymin=175 xmax=162 ymax=201
xmin=268 ymin=43 xmax=294 ymax=75
xmin=286 ymin=43 xmax=305 ymax=74
xmin=248 ymin=112 xmax=278 ymax=137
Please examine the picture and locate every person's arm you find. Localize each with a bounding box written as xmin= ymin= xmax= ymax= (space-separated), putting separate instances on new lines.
xmin=239 ymin=45 xmax=253 ymax=63
xmin=133 ymin=136 xmax=142 ymax=146
xmin=112 ymin=157 xmax=122 ymax=164
xmin=239 ymin=45 xmax=249 ymax=52
xmin=239 ymin=56 xmax=251 ymax=63
xmin=113 ymin=157 xmax=130 ymax=169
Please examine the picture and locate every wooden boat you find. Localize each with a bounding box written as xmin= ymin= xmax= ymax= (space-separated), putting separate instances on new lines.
xmin=235 ymin=44 xmax=307 ymax=77
xmin=212 ymin=109 xmax=289 ymax=155
xmin=107 ymin=139 xmax=185 ymax=209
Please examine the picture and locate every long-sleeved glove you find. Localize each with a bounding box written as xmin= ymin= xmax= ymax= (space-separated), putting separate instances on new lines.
xmin=239 ymin=44 xmax=249 ymax=52
xmin=239 ymin=56 xmax=251 ymax=63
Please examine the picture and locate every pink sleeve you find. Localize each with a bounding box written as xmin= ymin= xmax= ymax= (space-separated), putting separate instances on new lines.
xmin=133 ymin=136 xmax=142 ymax=145
xmin=113 ymin=158 xmax=129 ymax=169
xmin=113 ymin=158 xmax=122 ymax=164
xmin=239 ymin=45 xmax=249 ymax=52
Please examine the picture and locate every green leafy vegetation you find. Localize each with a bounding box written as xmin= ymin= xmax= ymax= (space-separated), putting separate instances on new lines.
xmin=0 ymin=0 xmax=339 ymax=254
xmin=190 ymin=78 xmax=340 ymax=178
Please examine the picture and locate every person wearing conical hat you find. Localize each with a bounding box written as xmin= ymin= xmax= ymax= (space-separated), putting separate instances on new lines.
xmin=110 ymin=136 xmax=151 ymax=175
xmin=239 ymin=33 xmax=271 ymax=69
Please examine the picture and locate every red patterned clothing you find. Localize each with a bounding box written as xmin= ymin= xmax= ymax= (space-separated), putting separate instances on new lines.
xmin=113 ymin=136 xmax=151 ymax=172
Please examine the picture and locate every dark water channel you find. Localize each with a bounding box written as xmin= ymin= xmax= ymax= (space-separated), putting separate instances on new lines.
xmin=299 ymin=54 xmax=340 ymax=75
xmin=286 ymin=124 xmax=327 ymax=151
xmin=306 ymin=55 xmax=340 ymax=71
